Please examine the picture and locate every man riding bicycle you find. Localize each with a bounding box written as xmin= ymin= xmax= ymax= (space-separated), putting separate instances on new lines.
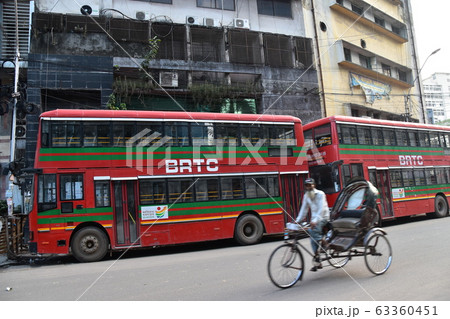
xmin=295 ymin=178 xmax=330 ymax=271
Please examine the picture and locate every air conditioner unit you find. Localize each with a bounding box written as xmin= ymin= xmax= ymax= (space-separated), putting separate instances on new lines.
xmin=233 ymin=18 xmax=249 ymax=29
xmin=159 ymin=72 xmax=178 ymax=88
xmin=136 ymin=11 xmax=150 ymax=21
xmin=204 ymin=17 xmax=220 ymax=27
xmin=186 ymin=16 xmax=201 ymax=25
xmin=80 ymin=4 xmax=99 ymax=16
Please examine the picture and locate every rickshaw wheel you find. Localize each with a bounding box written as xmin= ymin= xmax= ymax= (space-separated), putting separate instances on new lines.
xmin=364 ymin=233 xmax=392 ymax=275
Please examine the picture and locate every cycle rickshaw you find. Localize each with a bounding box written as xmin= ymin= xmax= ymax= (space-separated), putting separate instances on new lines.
xmin=268 ymin=178 xmax=393 ymax=288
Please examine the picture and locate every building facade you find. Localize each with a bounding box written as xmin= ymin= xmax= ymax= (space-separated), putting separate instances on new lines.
xmin=423 ymin=73 xmax=450 ymax=124
xmin=307 ymin=0 xmax=423 ymax=122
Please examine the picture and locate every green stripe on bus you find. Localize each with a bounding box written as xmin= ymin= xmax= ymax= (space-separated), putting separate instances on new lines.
xmin=37 ymin=214 xmax=113 ymax=224
xmin=339 ymin=144 xmax=443 ymax=155
xmin=37 ymin=207 xmax=113 ymax=216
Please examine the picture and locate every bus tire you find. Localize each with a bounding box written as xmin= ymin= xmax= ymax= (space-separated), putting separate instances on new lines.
xmin=71 ymin=226 xmax=109 ymax=262
xmin=234 ymin=214 xmax=264 ymax=245
xmin=430 ymin=195 xmax=448 ymax=218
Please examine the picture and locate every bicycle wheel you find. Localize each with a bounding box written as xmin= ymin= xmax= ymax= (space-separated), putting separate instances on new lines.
xmin=364 ymin=233 xmax=392 ymax=275
xmin=326 ymin=249 xmax=350 ymax=268
xmin=267 ymin=243 xmax=304 ymax=288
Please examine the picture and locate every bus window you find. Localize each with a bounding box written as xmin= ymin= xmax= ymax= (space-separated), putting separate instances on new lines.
xmin=357 ymin=126 xmax=371 ymax=145
xmin=136 ymin=122 xmax=164 ymax=146
xmin=241 ymin=124 xmax=266 ymax=146
xmin=436 ymin=168 xmax=447 ymax=185
xmin=245 ymin=176 xmax=267 ymax=198
xmin=371 ymin=128 xmax=384 ymax=145
xmin=113 ymin=122 xmax=136 ymax=147
xmin=195 ymin=178 xmax=219 ymax=201
xmin=413 ymin=169 xmax=425 ymax=186
xmin=314 ymin=124 xmax=332 ymax=147
xmin=396 ymin=130 xmax=408 ymax=146
xmin=390 ymin=170 xmax=402 ymax=188
xmin=338 ymin=125 xmax=357 ymax=145
xmin=402 ymin=170 xmax=414 ymax=187
xmin=165 ymin=122 xmax=190 ymax=147
xmin=342 ymin=163 xmax=363 ymax=186
xmin=192 ymin=122 xmax=215 ymax=146
xmin=95 ymin=181 xmax=111 ymax=207
xmin=38 ymin=174 xmax=57 ymax=212
xmin=51 ymin=122 xmax=81 ymax=148
xmin=309 ymin=165 xmax=340 ymax=194
xmin=216 ymin=123 xmax=239 ymax=146
xmin=84 ymin=122 xmax=111 ymax=147
xmin=408 ymin=130 xmax=419 ymax=147
xmin=221 ymin=177 xmax=244 ymax=199
xmin=139 ymin=179 xmax=166 ymax=205
xmin=425 ymin=168 xmax=436 ymax=185
xmin=429 ymin=132 xmax=440 ymax=147
xmin=304 ymin=129 xmax=312 ymax=143
xmin=383 ymin=129 xmax=396 ymax=146
xmin=60 ymin=174 xmax=84 ymax=201
xmin=418 ymin=131 xmax=430 ymax=147
xmin=269 ymin=125 xmax=296 ymax=146
xmin=267 ymin=176 xmax=280 ymax=197
xmin=168 ymin=179 xmax=194 ymax=203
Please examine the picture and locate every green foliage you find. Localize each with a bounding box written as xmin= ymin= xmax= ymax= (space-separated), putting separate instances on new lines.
xmin=107 ymin=93 xmax=127 ymax=110
xmin=190 ymin=82 xmax=262 ymax=113
xmin=141 ymin=36 xmax=161 ymax=72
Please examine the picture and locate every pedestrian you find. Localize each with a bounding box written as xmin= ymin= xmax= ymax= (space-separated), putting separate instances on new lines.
xmin=295 ymin=178 xmax=330 ymax=271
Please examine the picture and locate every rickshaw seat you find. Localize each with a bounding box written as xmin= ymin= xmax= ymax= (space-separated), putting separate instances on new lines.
xmin=331 ymin=209 xmax=365 ymax=232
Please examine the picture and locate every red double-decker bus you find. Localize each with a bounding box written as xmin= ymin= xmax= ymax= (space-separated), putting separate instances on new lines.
xmin=304 ymin=116 xmax=450 ymax=223
xmin=28 ymin=109 xmax=308 ymax=262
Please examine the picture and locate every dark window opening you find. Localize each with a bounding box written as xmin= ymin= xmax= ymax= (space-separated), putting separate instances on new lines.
xmin=191 ymin=27 xmax=225 ymax=62
xmin=228 ymin=30 xmax=262 ymax=65
xmin=197 ymin=0 xmax=235 ymax=10
xmin=151 ymin=23 xmax=186 ymax=60
xmin=294 ymin=37 xmax=313 ymax=68
xmin=264 ymin=34 xmax=293 ymax=67
xmin=257 ymin=0 xmax=292 ymax=18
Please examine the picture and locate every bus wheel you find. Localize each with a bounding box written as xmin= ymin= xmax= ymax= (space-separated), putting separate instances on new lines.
xmin=234 ymin=214 xmax=264 ymax=245
xmin=71 ymin=226 xmax=109 ymax=262
xmin=431 ymin=195 xmax=449 ymax=218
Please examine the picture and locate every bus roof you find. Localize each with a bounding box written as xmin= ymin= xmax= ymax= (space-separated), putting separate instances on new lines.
xmin=304 ymin=116 xmax=450 ymax=132
xmin=40 ymin=109 xmax=301 ymax=124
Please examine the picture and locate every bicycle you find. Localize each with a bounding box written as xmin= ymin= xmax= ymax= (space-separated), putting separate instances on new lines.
xmin=267 ymin=222 xmax=392 ymax=288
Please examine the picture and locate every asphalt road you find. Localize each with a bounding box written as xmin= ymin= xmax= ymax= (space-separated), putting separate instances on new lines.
xmin=1 ymin=216 xmax=449 ymax=304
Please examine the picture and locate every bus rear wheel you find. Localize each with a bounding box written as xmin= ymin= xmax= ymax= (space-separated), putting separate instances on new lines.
xmin=234 ymin=214 xmax=264 ymax=245
xmin=430 ymin=195 xmax=449 ymax=218
xmin=71 ymin=226 xmax=109 ymax=262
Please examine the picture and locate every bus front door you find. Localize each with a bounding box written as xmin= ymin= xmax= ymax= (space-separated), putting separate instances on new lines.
xmin=113 ymin=180 xmax=140 ymax=246
xmin=376 ymin=170 xmax=394 ymax=218
xmin=281 ymin=174 xmax=304 ymax=222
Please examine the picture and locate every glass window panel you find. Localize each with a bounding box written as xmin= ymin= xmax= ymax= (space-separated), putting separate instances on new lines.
xmin=191 ymin=122 xmax=215 ymax=146
xmin=413 ymin=169 xmax=425 ymax=186
xmin=95 ymin=181 xmax=110 ymax=207
xmin=216 ymin=124 xmax=238 ymax=146
xmin=357 ymin=126 xmax=371 ymax=145
xmin=402 ymin=170 xmax=414 ymax=187
xmin=314 ymin=124 xmax=332 ymax=147
xmin=419 ymin=131 xmax=430 ymax=147
xmin=168 ymin=179 xmax=193 ymax=203
xmin=396 ymin=130 xmax=408 ymax=146
xmin=390 ymin=170 xmax=402 ymax=188
xmin=60 ymin=174 xmax=83 ymax=201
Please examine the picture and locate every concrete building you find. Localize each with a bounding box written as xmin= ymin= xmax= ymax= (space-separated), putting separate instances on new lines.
xmin=307 ymin=0 xmax=423 ymax=122
xmin=423 ymin=73 xmax=450 ymax=124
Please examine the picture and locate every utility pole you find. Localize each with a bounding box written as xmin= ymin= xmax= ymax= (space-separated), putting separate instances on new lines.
xmin=7 ymin=0 xmax=21 ymax=216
